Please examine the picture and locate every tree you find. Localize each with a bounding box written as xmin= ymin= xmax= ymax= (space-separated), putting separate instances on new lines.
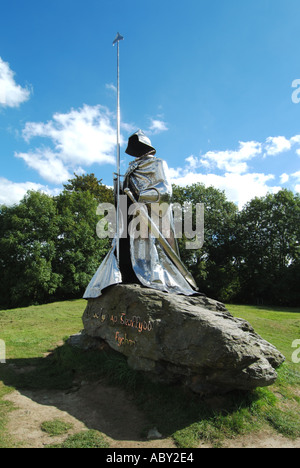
xmin=63 ymin=173 xmax=114 ymax=204
xmin=235 ymin=190 xmax=300 ymax=305
xmin=1 ymin=177 xmax=298 ymax=309
xmin=56 ymin=173 xmax=113 ymax=298
xmin=0 ymin=175 xmax=113 ymax=308
xmin=0 ymin=191 xmax=61 ymax=308
xmin=53 ymin=189 xmax=111 ymax=300
xmin=172 ymin=184 xmax=239 ymax=301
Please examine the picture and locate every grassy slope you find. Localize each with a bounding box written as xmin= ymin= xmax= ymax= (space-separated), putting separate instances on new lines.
xmin=0 ymin=300 xmax=299 ymax=448
xmin=0 ymin=300 xmax=85 ymax=360
xmin=227 ymin=304 xmax=300 ymax=366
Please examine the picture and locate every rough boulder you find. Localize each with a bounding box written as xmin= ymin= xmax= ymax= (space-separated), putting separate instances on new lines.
xmin=82 ymin=284 xmax=285 ymax=395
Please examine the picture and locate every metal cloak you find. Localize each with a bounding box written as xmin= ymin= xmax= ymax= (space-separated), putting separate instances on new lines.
xmin=83 ymin=154 xmax=198 ymax=299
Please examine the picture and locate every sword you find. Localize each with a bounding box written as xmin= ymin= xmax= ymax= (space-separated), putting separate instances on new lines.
xmin=124 ymin=188 xmax=198 ymax=291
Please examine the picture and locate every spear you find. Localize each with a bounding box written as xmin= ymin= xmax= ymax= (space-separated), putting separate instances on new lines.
xmin=112 ymin=32 xmax=124 ymax=263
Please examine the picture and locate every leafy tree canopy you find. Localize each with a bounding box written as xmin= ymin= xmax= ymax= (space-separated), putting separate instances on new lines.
xmin=0 ymin=176 xmax=298 ymax=308
xmin=63 ymin=173 xmax=114 ymax=204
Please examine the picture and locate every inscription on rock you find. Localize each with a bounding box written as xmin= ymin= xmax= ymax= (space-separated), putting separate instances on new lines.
xmin=92 ymin=311 xmax=153 ymax=336
xmin=90 ymin=306 xmax=154 ymax=351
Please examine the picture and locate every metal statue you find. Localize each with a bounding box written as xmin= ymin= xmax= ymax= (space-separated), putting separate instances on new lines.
xmin=83 ymin=130 xmax=199 ymax=299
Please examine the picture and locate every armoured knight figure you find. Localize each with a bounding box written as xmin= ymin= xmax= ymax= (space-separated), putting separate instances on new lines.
xmin=83 ymin=130 xmax=198 ymax=299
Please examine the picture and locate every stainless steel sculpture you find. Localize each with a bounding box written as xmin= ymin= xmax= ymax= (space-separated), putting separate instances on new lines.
xmin=83 ymin=130 xmax=199 ymax=299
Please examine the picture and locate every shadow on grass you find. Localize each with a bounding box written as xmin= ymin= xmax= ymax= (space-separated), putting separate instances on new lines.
xmin=0 ymin=342 xmax=279 ymax=445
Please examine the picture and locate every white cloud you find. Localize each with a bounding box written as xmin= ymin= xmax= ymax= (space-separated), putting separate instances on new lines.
xmin=105 ymin=83 xmax=117 ymax=93
xmin=295 ymin=185 xmax=300 ymax=193
xmin=263 ymin=134 xmax=300 ymax=157
xmin=15 ymin=150 xmax=73 ymax=184
xmin=0 ymin=177 xmax=60 ymax=206
xmin=168 ymin=136 xmax=292 ymax=209
xmin=292 ymin=171 xmax=300 ymax=180
xmin=185 ymin=155 xmax=198 ymax=170
xmin=149 ymin=118 xmax=168 ymax=134
xmin=16 ymin=105 xmax=116 ymax=184
xmin=167 ymin=167 xmax=182 ymax=179
xmin=170 ymin=170 xmax=281 ymax=210
xmin=185 ymin=141 xmax=262 ymax=174
xmin=0 ymin=57 xmax=31 ymax=108
xmin=167 ymin=133 xmax=300 ymax=208
xmin=121 ymin=121 xmax=137 ymax=134
xmin=264 ymin=136 xmax=292 ymax=156
xmin=280 ymin=173 xmax=289 ymax=184
xmin=290 ymin=135 xmax=300 ymax=145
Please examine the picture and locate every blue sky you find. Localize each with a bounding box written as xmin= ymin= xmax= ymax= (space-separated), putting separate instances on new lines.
xmin=1 ymin=0 xmax=300 ymax=208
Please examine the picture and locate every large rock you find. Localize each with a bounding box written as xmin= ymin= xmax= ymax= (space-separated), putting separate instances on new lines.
xmin=82 ymin=284 xmax=285 ymax=395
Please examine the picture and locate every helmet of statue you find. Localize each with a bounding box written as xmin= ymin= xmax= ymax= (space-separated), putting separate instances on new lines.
xmin=125 ymin=130 xmax=156 ymax=157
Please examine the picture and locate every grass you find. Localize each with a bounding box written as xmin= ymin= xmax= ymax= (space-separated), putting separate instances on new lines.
xmin=0 ymin=299 xmax=85 ymax=360
xmin=0 ymin=384 xmax=16 ymax=448
xmin=41 ymin=419 xmax=73 ymax=437
xmin=0 ymin=299 xmax=299 ymax=448
xmin=227 ymin=304 xmax=300 ymax=366
xmin=47 ymin=430 xmax=110 ymax=448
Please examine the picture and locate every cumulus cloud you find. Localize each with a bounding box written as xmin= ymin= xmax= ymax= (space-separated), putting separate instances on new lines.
xmin=292 ymin=171 xmax=300 ymax=193
xmin=292 ymin=170 xmax=300 ymax=180
xmin=0 ymin=177 xmax=60 ymax=206
xmin=149 ymin=118 xmax=168 ymax=134
xmin=121 ymin=121 xmax=137 ymax=134
xmin=263 ymin=134 xmax=300 ymax=157
xmin=13 ymin=106 xmax=300 ymax=209
xmin=183 ymin=141 xmax=262 ymax=175
xmin=15 ymin=150 xmax=73 ymax=184
xmin=185 ymin=155 xmax=199 ymax=170
xmin=167 ymin=132 xmax=300 ymax=208
xmin=168 ymin=135 xmax=300 ymax=209
xmin=169 ymin=169 xmax=280 ymax=210
xmin=0 ymin=57 xmax=31 ymax=108
xmin=264 ymin=136 xmax=292 ymax=156
xmin=16 ymin=104 xmax=116 ymax=184
xmin=280 ymin=173 xmax=290 ymax=184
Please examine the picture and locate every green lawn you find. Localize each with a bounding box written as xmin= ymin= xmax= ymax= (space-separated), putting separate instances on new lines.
xmin=228 ymin=304 xmax=300 ymax=366
xmin=0 ymin=299 xmax=299 ymax=448
xmin=0 ymin=299 xmax=85 ymax=360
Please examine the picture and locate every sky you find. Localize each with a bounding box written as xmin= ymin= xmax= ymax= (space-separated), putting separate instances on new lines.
xmin=0 ymin=0 xmax=300 ymax=209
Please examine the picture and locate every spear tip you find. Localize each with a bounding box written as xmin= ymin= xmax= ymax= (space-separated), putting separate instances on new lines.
xmin=113 ymin=32 xmax=124 ymax=45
